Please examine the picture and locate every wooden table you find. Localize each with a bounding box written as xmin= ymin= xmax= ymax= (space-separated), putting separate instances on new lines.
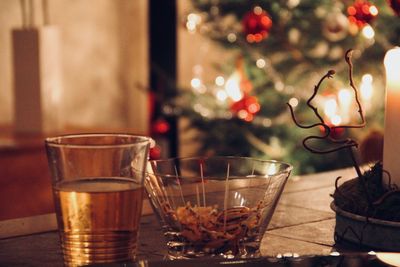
xmin=0 ymin=167 xmax=361 ymax=266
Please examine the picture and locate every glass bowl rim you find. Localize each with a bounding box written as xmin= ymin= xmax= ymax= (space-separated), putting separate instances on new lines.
xmin=148 ymin=156 xmax=293 ymax=179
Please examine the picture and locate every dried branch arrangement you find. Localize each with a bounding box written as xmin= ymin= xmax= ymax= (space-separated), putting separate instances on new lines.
xmin=287 ymin=49 xmax=365 ymax=179
xmin=287 ymin=49 xmax=400 ymax=247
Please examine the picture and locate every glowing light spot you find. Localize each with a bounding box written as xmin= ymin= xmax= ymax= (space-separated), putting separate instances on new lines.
xmin=361 ymin=74 xmax=373 ymax=100
xmin=262 ymin=118 xmax=272 ymax=127
xmin=324 ymin=98 xmax=338 ymax=118
xmin=331 ymin=114 xmax=342 ymax=126
xmin=238 ymin=109 xmax=249 ymax=120
xmin=186 ymin=21 xmax=196 ymax=32
xmin=186 ymin=13 xmax=201 ymax=33
xmin=253 ymin=6 xmax=263 ymax=15
xmin=256 ymin=58 xmax=266 ymax=68
xmin=225 ymin=73 xmax=243 ymax=101
xmin=227 ymin=33 xmax=237 ymax=43
xmin=190 ymin=78 xmax=201 ymax=89
xmin=216 ymin=89 xmax=228 ymax=102
xmin=266 ymin=164 xmax=277 ymax=175
xmin=362 ymin=25 xmax=375 ymax=39
xmin=369 ymin=5 xmax=378 ymax=16
xmin=288 ymin=97 xmax=299 ymax=107
xmin=362 ymin=73 xmax=373 ymax=84
xmin=248 ymin=103 xmax=260 ymax=114
xmin=215 ymin=76 xmax=225 ymax=86
xmin=338 ymin=89 xmax=352 ymax=108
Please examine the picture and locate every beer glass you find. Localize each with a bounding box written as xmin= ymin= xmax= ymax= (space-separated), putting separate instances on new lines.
xmin=45 ymin=133 xmax=152 ymax=266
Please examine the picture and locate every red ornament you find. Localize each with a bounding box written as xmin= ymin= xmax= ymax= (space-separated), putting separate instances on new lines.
xmin=150 ymin=145 xmax=162 ymax=160
xmin=347 ymin=0 xmax=378 ymax=28
xmin=319 ymin=125 xmax=345 ymax=139
xmin=230 ymin=94 xmax=260 ymax=122
xmin=152 ymin=118 xmax=170 ymax=135
xmin=388 ymin=0 xmax=400 ymax=16
xmin=242 ymin=7 xmax=272 ymax=43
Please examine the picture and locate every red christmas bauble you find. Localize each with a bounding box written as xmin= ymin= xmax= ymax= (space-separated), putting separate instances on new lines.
xmin=388 ymin=0 xmax=400 ymax=16
xmin=347 ymin=0 xmax=378 ymax=28
xmin=150 ymin=145 xmax=162 ymax=160
xmin=230 ymin=95 xmax=260 ymax=122
xmin=242 ymin=7 xmax=272 ymax=43
xmin=152 ymin=118 xmax=170 ymax=135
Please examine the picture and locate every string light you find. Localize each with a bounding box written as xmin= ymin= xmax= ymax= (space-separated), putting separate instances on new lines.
xmin=362 ymin=24 xmax=375 ymax=39
xmin=216 ymin=89 xmax=228 ymax=102
xmin=227 ymin=33 xmax=237 ymax=43
xmin=324 ymin=98 xmax=338 ymax=118
xmin=331 ymin=114 xmax=342 ymax=126
xmin=361 ymin=73 xmax=373 ymax=101
xmin=288 ymin=97 xmax=299 ymax=107
xmin=225 ymin=72 xmax=243 ymax=101
xmin=186 ymin=13 xmax=202 ymax=33
xmin=338 ymin=89 xmax=352 ymax=108
xmin=215 ymin=76 xmax=225 ymax=86
xmin=253 ymin=6 xmax=263 ymax=15
xmin=190 ymin=78 xmax=201 ymax=89
xmin=256 ymin=58 xmax=266 ymax=68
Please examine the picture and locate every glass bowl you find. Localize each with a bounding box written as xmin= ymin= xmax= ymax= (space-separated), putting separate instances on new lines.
xmin=144 ymin=156 xmax=292 ymax=259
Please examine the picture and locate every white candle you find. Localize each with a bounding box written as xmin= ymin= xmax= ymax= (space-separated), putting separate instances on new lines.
xmin=383 ymin=47 xmax=400 ymax=186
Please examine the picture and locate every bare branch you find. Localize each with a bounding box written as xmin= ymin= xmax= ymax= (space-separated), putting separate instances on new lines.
xmin=287 ymin=49 xmax=365 ymax=177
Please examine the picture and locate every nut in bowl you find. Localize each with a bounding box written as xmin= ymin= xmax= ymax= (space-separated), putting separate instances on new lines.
xmin=145 ymin=156 xmax=292 ymax=259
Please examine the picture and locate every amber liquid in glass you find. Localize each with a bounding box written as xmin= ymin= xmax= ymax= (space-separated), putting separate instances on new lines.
xmin=53 ymin=178 xmax=144 ymax=265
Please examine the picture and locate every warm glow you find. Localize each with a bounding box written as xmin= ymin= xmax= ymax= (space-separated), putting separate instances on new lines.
xmin=265 ymin=164 xmax=277 ymax=176
xmin=225 ymin=72 xmax=243 ymax=101
xmin=331 ymin=114 xmax=342 ymax=126
xmin=376 ymin=253 xmax=400 ymax=267
xmin=362 ymin=25 xmax=375 ymax=39
xmin=186 ymin=13 xmax=201 ymax=33
xmin=369 ymin=5 xmax=379 ymax=16
xmin=256 ymin=58 xmax=266 ymax=68
xmin=338 ymin=89 xmax=352 ymax=109
xmin=384 ymin=47 xmax=400 ymax=87
xmin=227 ymin=33 xmax=237 ymax=43
xmin=288 ymin=97 xmax=299 ymax=107
xmin=215 ymin=76 xmax=225 ymax=86
xmin=216 ymin=89 xmax=228 ymax=102
xmin=190 ymin=78 xmax=201 ymax=89
xmin=253 ymin=6 xmax=263 ymax=15
xmin=324 ymin=98 xmax=338 ymax=118
xmin=360 ymin=74 xmax=373 ymax=100
xmin=362 ymin=73 xmax=373 ymax=84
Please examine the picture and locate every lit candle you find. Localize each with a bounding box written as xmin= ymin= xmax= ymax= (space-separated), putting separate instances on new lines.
xmin=383 ymin=47 xmax=400 ymax=186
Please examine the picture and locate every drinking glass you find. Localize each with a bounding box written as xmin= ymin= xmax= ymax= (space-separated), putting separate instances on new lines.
xmin=145 ymin=156 xmax=292 ymax=259
xmin=45 ymin=133 xmax=152 ymax=266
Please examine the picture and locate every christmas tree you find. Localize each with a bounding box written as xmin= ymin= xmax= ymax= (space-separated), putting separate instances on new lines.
xmin=155 ymin=0 xmax=400 ymax=174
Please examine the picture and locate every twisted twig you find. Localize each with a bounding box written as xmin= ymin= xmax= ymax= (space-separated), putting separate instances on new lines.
xmin=287 ymin=49 xmax=368 ymax=201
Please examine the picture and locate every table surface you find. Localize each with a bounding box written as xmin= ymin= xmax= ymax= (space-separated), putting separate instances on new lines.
xmin=0 ymin=167 xmax=363 ymax=266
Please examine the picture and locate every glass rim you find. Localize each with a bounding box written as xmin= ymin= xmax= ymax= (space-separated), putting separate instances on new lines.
xmin=45 ymin=133 xmax=153 ymax=149
xmin=148 ymin=156 xmax=293 ymax=177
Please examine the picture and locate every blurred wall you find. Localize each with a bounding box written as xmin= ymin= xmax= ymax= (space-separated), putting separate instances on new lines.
xmin=0 ymin=0 xmax=149 ymax=133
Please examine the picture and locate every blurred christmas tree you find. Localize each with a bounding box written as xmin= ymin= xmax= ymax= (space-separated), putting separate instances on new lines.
xmin=155 ymin=0 xmax=400 ymax=174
